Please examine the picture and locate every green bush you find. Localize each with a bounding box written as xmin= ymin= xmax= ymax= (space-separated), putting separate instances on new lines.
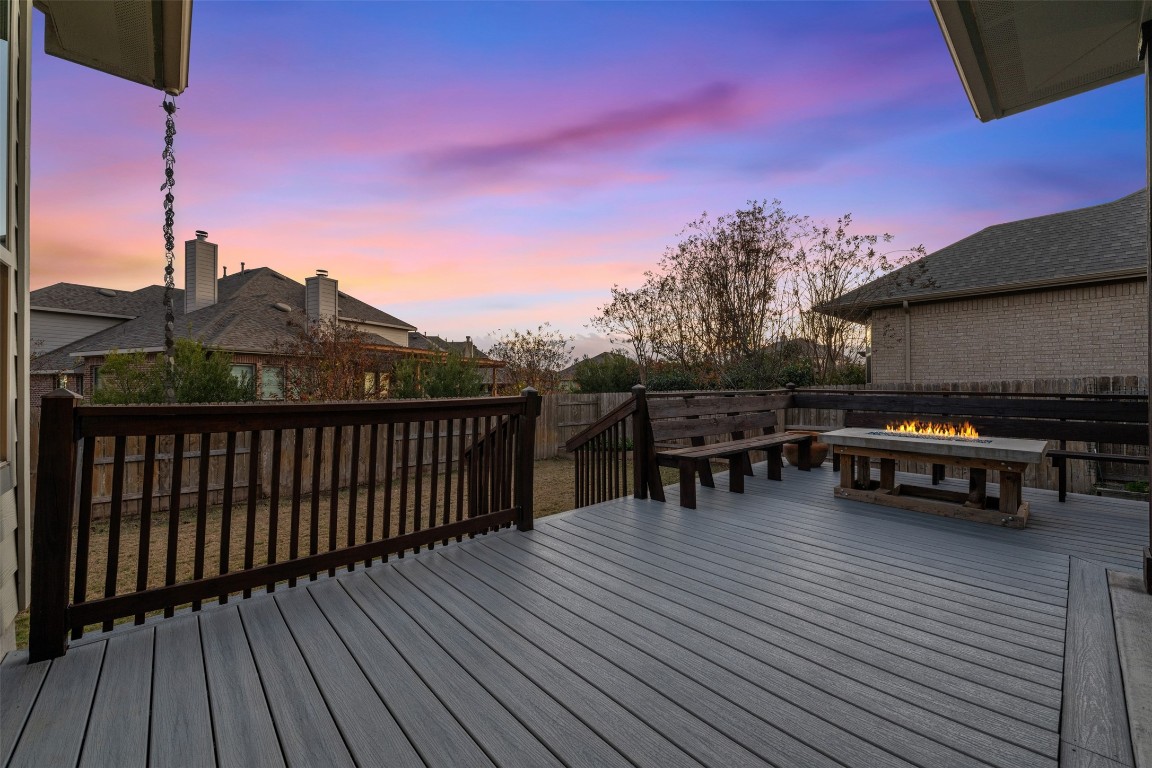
xmin=646 ymin=365 xmax=706 ymax=392
xmin=572 ymin=352 xmax=639 ymax=393
xmin=93 ymin=339 xmax=255 ymax=404
xmin=390 ymin=352 xmax=488 ymax=399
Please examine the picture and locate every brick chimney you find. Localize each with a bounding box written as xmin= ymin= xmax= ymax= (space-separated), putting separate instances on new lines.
xmin=305 ymin=269 xmax=338 ymax=324
xmin=184 ymin=230 xmax=218 ymax=314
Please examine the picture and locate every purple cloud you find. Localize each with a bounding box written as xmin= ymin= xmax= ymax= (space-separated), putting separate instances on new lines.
xmin=420 ymin=82 xmax=741 ymax=173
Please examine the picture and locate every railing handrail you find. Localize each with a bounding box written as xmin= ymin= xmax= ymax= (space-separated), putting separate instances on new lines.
xmin=793 ymin=386 xmax=1147 ymax=401
xmin=564 ymin=397 xmax=636 ymax=452
xmin=74 ymin=395 xmax=529 ymax=436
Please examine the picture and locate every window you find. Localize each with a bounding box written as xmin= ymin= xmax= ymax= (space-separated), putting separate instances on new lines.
xmin=230 ymin=363 xmax=255 ymax=387
xmin=92 ymin=365 xmax=102 ymax=392
xmin=261 ymin=366 xmax=284 ymax=400
xmin=364 ymin=372 xmax=376 ymax=397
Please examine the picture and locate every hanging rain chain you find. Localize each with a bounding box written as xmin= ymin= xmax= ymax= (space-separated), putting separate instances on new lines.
xmin=161 ymin=94 xmax=177 ymax=401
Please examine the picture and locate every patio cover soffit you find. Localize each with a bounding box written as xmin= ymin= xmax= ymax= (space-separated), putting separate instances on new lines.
xmin=34 ymin=0 xmax=192 ymax=95
xmin=932 ymin=0 xmax=1149 ymax=122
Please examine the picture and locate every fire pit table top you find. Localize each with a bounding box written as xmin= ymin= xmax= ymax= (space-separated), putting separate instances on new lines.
xmin=821 ymin=427 xmax=1048 ymax=465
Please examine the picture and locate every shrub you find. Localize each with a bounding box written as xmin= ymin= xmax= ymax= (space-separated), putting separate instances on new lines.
xmin=572 ymin=352 xmax=639 ymax=393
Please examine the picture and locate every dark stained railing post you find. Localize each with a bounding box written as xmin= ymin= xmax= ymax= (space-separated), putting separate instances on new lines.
xmin=516 ymin=388 xmax=539 ymax=531
xmin=29 ymin=389 xmax=81 ymax=662
xmin=632 ymin=385 xmax=649 ymax=499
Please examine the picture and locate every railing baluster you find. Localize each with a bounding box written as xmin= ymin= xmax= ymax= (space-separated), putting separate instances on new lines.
xmin=455 ymin=418 xmax=468 ymax=541
xmin=134 ymin=435 xmax=157 ymax=624
xmin=72 ymin=436 xmax=96 ymax=638
xmin=309 ymin=427 xmax=324 ymax=580
xmin=383 ymin=422 xmax=395 ymax=557
xmin=218 ymin=431 xmax=238 ymax=605
xmin=285 ymin=428 xmax=299 ymax=589
xmin=243 ymin=429 xmax=262 ymax=599
xmin=347 ymin=423 xmax=361 ymax=571
xmin=413 ymin=420 xmax=425 ymax=552
xmin=264 ymin=430 xmax=283 ymax=594
xmin=328 ymin=425 xmax=342 ymax=577
xmin=192 ymin=433 xmax=211 ymax=611
xmin=163 ymin=433 xmax=184 ymax=618
xmin=364 ymin=423 xmax=379 ymax=568
xmin=101 ymin=436 xmax=127 ymax=632
xmin=442 ymin=418 xmax=454 ymax=546
xmin=398 ymin=421 xmax=411 ymax=554
xmin=428 ymin=420 xmax=440 ymax=549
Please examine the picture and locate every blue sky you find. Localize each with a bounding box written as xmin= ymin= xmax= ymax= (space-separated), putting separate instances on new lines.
xmin=30 ymin=1 xmax=1146 ymax=356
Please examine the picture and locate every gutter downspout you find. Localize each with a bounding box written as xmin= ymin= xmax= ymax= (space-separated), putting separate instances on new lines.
xmin=903 ymin=300 xmax=912 ymax=383
xmin=1142 ymin=20 xmax=1152 ymax=592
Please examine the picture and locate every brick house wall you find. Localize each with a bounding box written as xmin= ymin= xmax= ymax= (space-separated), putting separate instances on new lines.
xmin=869 ymin=279 xmax=1147 ymax=383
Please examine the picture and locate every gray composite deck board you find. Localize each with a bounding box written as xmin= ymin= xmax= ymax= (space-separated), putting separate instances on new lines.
xmin=5 ymin=642 xmax=103 ymax=768
xmin=4 ymin=464 xmax=1146 ymax=767
xmin=334 ymin=575 xmax=565 ymax=768
xmin=198 ymin=606 xmax=284 ymax=768
xmin=568 ymin=509 xmax=1066 ymax=653
xmin=550 ymin=511 xmax=1062 ymax=728
xmin=0 ymin=652 xmax=48 ymax=766
xmin=273 ymin=586 xmax=424 ymax=768
xmin=491 ymin=527 xmax=1057 ymax=768
xmin=578 ymin=503 xmax=1068 ymax=639
xmin=150 ymin=616 xmax=214 ymax=768
xmin=1060 ymin=559 xmax=1135 ymax=767
xmin=362 ymin=563 xmax=636 ymax=768
xmin=426 ymin=545 xmax=912 ymax=768
xmin=307 ymin=577 xmax=497 ymax=768
xmin=78 ymin=629 xmax=153 ymax=768
xmin=237 ymin=596 xmax=356 ymax=768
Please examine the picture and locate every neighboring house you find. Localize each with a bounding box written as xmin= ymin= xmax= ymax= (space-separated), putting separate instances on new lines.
xmin=31 ymin=232 xmax=419 ymax=403
xmin=818 ymin=190 xmax=1147 ymax=384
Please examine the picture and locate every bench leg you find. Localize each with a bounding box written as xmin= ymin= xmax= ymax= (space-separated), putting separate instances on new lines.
xmin=698 ymin=459 xmax=715 ymax=488
xmin=967 ymin=468 xmax=987 ymax=507
xmin=765 ymin=447 xmax=783 ymax=481
xmin=729 ymin=457 xmax=745 ymax=494
xmin=832 ymin=451 xmax=840 ymax=472
xmin=678 ymin=460 xmax=696 ymax=509
xmin=1055 ymin=458 xmax=1067 ymax=502
xmin=744 ymin=453 xmax=754 ymax=476
xmin=931 ymin=463 xmax=945 ymax=485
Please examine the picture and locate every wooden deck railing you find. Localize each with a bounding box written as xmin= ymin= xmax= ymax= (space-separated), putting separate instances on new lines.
xmin=563 ymin=390 xmax=638 ymax=508
xmin=29 ymin=388 xmax=540 ymax=661
xmin=565 ymin=386 xmax=800 ymax=508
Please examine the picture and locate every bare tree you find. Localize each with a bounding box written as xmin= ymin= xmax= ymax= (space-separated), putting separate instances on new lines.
xmin=270 ymin=317 xmax=388 ymax=401
xmin=488 ymin=323 xmax=574 ymax=394
xmin=593 ymin=200 xmax=802 ymax=378
xmin=787 ymin=214 xmax=926 ymax=382
xmin=590 ymin=282 xmax=659 ymax=383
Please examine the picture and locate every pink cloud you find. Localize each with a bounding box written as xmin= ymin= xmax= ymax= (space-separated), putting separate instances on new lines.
xmin=419 ymin=82 xmax=742 ymax=174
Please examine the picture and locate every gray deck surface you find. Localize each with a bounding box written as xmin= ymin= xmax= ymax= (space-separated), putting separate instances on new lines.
xmin=2 ymin=464 xmax=1147 ymax=768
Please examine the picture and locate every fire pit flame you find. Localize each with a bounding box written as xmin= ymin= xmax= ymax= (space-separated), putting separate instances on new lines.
xmin=884 ymin=420 xmax=979 ymax=439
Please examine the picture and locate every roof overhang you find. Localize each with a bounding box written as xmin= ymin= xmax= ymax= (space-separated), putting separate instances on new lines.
xmin=35 ymin=0 xmax=193 ymax=95
xmin=931 ymin=0 xmax=1147 ymax=122
xmin=818 ymin=267 xmax=1146 ymax=320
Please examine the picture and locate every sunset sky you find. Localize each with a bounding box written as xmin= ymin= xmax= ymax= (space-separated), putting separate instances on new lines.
xmin=30 ymin=1 xmax=1145 ymax=358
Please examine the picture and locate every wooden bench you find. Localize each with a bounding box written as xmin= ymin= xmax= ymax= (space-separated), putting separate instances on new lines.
xmin=642 ymin=392 xmax=812 ymax=509
xmin=792 ymin=391 xmax=1148 ymax=502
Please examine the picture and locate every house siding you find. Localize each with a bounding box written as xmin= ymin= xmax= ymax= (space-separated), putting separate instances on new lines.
xmin=345 ymin=320 xmax=408 ymax=347
xmin=30 ymin=309 xmax=125 ymax=354
xmin=869 ymin=280 xmax=1147 ymax=384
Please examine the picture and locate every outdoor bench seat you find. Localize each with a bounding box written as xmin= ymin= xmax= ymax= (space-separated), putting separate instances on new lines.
xmin=645 ymin=393 xmax=811 ymax=509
